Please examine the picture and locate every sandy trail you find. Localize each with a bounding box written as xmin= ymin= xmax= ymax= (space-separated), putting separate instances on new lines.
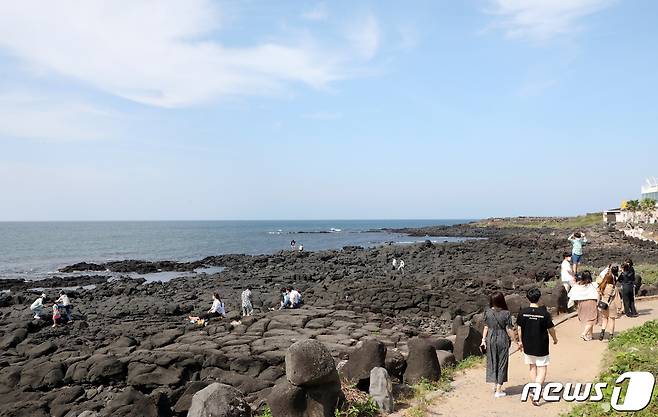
xmin=394 ymin=298 xmax=658 ymax=417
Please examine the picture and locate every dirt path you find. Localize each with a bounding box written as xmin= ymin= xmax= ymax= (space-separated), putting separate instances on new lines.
xmin=394 ymin=298 xmax=658 ymax=417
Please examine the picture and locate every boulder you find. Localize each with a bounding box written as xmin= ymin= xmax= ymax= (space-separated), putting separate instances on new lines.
xmin=0 ymin=328 xmax=28 ymax=349
xmin=127 ymin=362 xmax=183 ymax=387
xmin=422 ymin=336 xmax=453 ymax=353
xmin=339 ymin=339 xmax=386 ymax=385
xmin=187 ymin=383 xmax=252 ymax=417
xmin=285 ymin=340 xmax=338 ymax=387
xmin=436 ymin=350 xmax=457 ymax=368
xmin=369 ymin=367 xmax=393 ymax=413
xmin=106 ymin=387 xmax=158 ymax=417
xmin=451 ymin=316 xmax=464 ymax=335
xmin=173 ymin=381 xmax=210 ymax=414
xmin=384 ymin=348 xmax=407 ymax=381
xmin=20 ymin=361 xmax=65 ymax=389
xmin=403 ymin=338 xmax=441 ymax=384
xmin=453 ymin=325 xmax=483 ymax=362
xmin=267 ymin=379 xmax=343 ymax=417
xmin=504 ymin=294 xmax=529 ymax=314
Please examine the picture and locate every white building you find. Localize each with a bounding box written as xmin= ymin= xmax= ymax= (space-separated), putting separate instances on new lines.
xmin=642 ymin=177 xmax=658 ymax=201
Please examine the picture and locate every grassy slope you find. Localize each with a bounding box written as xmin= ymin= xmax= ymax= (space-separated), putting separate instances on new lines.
xmin=472 ymin=213 xmax=603 ymax=230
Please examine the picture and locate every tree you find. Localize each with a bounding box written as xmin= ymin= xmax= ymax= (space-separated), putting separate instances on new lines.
xmin=640 ymin=198 xmax=657 ymax=223
xmin=625 ymin=199 xmax=641 ymax=223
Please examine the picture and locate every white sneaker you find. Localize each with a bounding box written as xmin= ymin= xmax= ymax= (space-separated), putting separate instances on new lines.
xmin=34 ymin=315 xmax=41 ymax=319
xmin=494 ymin=391 xmax=507 ymax=398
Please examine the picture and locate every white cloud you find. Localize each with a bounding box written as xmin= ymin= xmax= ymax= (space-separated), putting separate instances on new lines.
xmin=0 ymin=91 xmax=113 ymax=141
xmin=346 ymin=14 xmax=381 ymax=60
xmin=486 ymin=0 xmax=613 ymax=41
xmin=301 ymin=3 xmax=329 ymax=21
xmin=0 ymin=0 xmax=376 ymax=108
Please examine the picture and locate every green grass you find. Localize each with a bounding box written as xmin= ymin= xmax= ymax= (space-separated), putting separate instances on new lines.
xmin=562 ymin=320 xmax=658 ymax=417
xmin=636 ymin=264 xmax=658 ymax=286
xmin=474 ymin=213 xmax=603 ymax=229
xmin=256 ymin=406 xmax=273 ymax=417
xmin=334 ymin=397 xmax=379 ymax=417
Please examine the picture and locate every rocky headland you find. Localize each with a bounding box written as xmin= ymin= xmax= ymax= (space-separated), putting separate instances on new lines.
xmin=1 ymin=219 xmax=657 ymax=416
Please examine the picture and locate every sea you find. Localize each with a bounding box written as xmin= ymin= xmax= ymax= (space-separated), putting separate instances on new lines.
xmin=0 ymin=219 xmax=471 ymax=282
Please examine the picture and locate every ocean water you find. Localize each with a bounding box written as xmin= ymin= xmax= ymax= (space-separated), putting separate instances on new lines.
xmin=0 ymin=219 xmax=470 ymax=281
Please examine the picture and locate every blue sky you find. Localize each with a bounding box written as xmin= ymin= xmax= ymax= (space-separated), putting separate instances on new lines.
xmin=1 ymin=0 xmax=657 ymax=221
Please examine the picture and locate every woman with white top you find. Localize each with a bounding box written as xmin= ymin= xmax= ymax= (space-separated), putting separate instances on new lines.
xmin=568 ymin=271 xmax=600 ymax=341
xmin=189 ymin=292 xmax=225 ymax=323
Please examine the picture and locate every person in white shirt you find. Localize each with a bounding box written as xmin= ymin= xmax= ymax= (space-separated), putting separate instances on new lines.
xmin=298 ymin=244 xmax=304 ymax=252
xmin=567 ymin=271 xmax=600 ymax=341
xmin=241 ymin=287 xmax=253 ymax=317
xmin=189 ymin=292 xmax=225 ymax=323
xmin=55 ymin=291 xmax=73 ymax=322
xmin=30 ymin=293 xmax=47 ymax=319
xmin=398 ymin=260 xmax=405 ymax=274
xmin=392 ymin=258 xmax=398 ymax=270
xmin=560 ymin=253 xmax=576 ymax=309
xmin=289 ymin=288 xmax=302 ymax=308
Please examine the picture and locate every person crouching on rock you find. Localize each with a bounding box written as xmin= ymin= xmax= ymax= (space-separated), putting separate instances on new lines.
xmin=52 ymin=304 xmax=63 ymax=328
xmin=30 ymin=293 xmax=47 ymax=320
xmin=189 ymin=292 xmax=226 ymax=324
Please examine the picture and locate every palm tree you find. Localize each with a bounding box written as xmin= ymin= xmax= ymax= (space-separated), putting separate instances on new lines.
xmin=625 ymin=199 xmax=641 ymax=224
xmin=640 ymin=198 xmax=657 ymax=223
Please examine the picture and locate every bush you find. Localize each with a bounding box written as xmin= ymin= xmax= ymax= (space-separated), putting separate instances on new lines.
xmin=256 ymin=406 xmax=273 ymax=417
xmin=335 ymin=397 xmax=379 ymax=417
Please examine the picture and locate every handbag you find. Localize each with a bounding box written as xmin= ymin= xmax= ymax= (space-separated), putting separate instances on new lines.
xmin=597 ymin=287 xmax=616 ymax=311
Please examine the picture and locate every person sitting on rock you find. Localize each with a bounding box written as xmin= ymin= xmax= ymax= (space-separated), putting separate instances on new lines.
xmin=289 ymin=288 xmax=302 ymax=309
xmin=397 ymin=259 xmax=405 ymax=274
xmin=279 ymin=288 xmax=292 ymax=310
xmin=241 ymin=287 xmax=253 ymax=317
xmin=189 ymin=292 xmax=226 ymax=323
xmin=52 ymin=304 xmax=62 ymax=328
xmin=392 ymin=258 xmax=398 ymax=270
xmin=55 ymin=290 xmax=73 ymax=323
xmin=298 ymin=244 xmax=304 ymax=252
xmin=30 ymin=293 xmax=47 ymax=320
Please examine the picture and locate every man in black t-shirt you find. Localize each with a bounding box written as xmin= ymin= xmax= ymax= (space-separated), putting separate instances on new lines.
xmin=517 ymin=288 xmax=558 ymax=406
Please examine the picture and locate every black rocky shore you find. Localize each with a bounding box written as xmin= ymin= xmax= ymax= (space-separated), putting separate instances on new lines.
xmin=1 ymin=221 xmax=657 ymax=417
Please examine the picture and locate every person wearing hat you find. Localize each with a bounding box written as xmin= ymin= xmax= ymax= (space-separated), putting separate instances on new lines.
xmin=30 ymin=293 xmax=47 ymax=319
xmin=55 ymin=291 xmax=73 ymax=323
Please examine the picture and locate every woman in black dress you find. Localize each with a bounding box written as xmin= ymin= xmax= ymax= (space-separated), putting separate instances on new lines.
xmin=480 ymin=292 xmax=521 ymax=398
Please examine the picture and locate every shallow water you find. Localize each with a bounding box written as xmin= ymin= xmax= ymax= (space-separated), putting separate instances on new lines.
xmin=0 ymin=219 xmax=470 ymax=280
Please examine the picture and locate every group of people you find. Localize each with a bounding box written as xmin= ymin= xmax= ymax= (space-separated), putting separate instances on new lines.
xmin=479 ymin=230 xmax=644 ymax=405
xmin=566 ymin=259 xmax=639 ymax=342
xmin=279 ymin=287 xmax=303 ymax=310
xmin=29 ymin=291 xmax=73 ymax=328
xmin=391 ymin=258 xmax=405 ymax=274
xmin=290 ymin=240 xmax=303 ymax=252
xmin=560 ymin=230 xmax=640 ymax=341
xmin=480 ymin=288 xmax=557 ymax=406
xmin=187 ymin=285 xmax=303 ymax=326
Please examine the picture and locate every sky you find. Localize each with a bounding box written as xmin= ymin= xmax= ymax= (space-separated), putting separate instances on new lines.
xmin=1 ymin=0 xmax=657 ymax=221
